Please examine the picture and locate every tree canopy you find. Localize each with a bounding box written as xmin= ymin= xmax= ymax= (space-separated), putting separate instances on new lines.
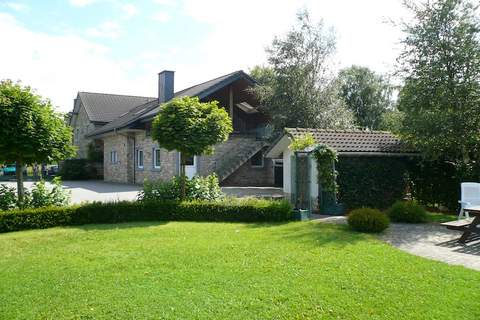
xmin=338 ymin=65 xmax=394 ymax=130
xmin=397 ymin=0 xmax=480 ymax=163
xmin=251 ymin=10 xmax=354 ymax=132
xmin=0 ymin=80 xmax=75 ymax=202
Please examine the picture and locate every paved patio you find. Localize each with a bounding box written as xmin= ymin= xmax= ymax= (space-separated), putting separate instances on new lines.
xmin=313 ymin=215 xmax=480 ymax=271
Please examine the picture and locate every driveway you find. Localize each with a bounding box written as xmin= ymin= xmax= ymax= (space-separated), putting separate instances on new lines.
xmin=0 ymin=181 xmax=284 ymax=204
xmin=1 ymin=180 xmax=141 ymax=204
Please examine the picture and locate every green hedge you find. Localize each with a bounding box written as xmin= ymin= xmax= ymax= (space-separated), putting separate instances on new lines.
xmin=0 ymin=198 xmax=293 ymax=233
xmin=336 ymin=156 xmax=410 ymax=209
xmin=59 ymin=159 xmax=98 ymax=180
xmin=347 ymin=208 xmax=390 ymax=233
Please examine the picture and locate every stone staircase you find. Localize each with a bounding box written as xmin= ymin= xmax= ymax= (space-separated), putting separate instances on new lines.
xmin=208 ymin=134 xmax=267 ymax=182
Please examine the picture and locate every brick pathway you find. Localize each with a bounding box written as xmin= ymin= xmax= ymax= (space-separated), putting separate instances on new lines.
xmin=313 ymin=215 xmax=480 ymax=271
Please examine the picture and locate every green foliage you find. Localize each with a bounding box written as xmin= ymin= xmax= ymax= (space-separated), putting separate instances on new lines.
xmin=87 ymin=142 xmax=103 ymax=163
xmin=336 ymin=156 xmax=409 ymax=209
xmin=25 ymin=177 xmax=70 ymax=209
xmin=0 ymin=184 xmax=17 ymax=211
xmin=312 ymin=144 xmax=338 ymax=193
xmin=387 ymin=201 xmax=427 ymax=223
xmin=138 ymin=174 xmax=223 ymax=202
xmin=338 ymin=65 xmax=394 ymax=130
xmin=152 ymin=97 xmax=232 ymax=157
xmin=289 ymin=133 xmax=315 ymax=151
xmin=59 ymin=159 xmax=96 ymax=180
xmin=0 ymin=80 xmax=75 ymax=201
xmin=397 ymin=0 xmax=480 ymax=164
xmin=378 ymin=109 xmax=405 ymax=133
xmin=347 ymin=208 xmax=390 ymax=233
xmin=251 ymin=11 xmax=354 ymax=131
xmin=0 ymin=198 xmax=293 ymax=233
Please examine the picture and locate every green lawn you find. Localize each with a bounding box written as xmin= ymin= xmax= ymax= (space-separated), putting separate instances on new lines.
xmin=426 ymin=211 xmax=458 ymax=223
xmin=0 ymin=222 xmax=479 ymax=319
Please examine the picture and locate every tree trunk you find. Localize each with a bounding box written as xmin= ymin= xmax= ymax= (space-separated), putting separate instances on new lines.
xmin=15 ymin=160 xmax=25 ymax=207
xmin=180 ymin=154 xmax=186 ymax=201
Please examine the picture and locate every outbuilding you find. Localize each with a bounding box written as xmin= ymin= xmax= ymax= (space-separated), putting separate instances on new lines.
xmin=266 ymin=128 xmax=417 ymax=213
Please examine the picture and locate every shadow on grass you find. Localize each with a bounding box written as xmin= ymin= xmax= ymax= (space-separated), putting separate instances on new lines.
xmin=72 ymin=220 xmax=170 ymax=232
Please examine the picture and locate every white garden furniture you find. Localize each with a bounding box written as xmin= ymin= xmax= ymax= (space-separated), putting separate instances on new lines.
xmin=458 ymin=182 xmax=480 ymax=219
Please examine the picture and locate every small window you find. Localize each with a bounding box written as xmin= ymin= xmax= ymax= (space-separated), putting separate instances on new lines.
xmin=184 ymin=155 xmax=194 ymax=166
xmin=250 ymin=150 xmax=264 ymax=168
xmin=153 ymin=148 xmax=161 ymax=169
xmin=110 ymin=151 xmax=118 ymax=164
xmin=137 ymin=150 xmax=144 ymax=169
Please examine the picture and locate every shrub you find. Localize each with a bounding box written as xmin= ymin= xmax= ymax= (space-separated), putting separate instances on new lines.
xmin=387 ymin=200 xmax=427 ymax=223
xmin=0 ymin=198 xmax=293 ymax=233
xmin=25 ymin=177 xmax=70 ymax=208
xmin=59 ymin=159 xmax=97 ymax=180
xmin=347 ymin=208 xmax=390 ymax=233
xmin=336 ymin=156 xmax=410 ymax=209
xmin=138 ymin=174 xmax=223 ymax=202
xmin=0 ymin=184 xmax=17 ymax=211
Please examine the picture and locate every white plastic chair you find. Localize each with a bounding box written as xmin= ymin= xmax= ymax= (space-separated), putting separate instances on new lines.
xmin=458 ymin=182 xmax=480 ymax=219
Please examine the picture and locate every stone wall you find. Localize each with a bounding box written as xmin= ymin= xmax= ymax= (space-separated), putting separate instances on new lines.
xmin=103 ymin=134 xmax=130 ymax=183
xmin=70 ymin=100 xmax=103 ymax=159
xmin=222 ymin=157 xmax=274 ymax=187
xmin=133 ymin=132 xmax=178 ymax=183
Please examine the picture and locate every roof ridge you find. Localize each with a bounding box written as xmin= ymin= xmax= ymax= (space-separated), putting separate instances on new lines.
xmin=286 ymin=127 xmax=393 ymax=134
xmin=174 ymin=70 xmax=244 ymax=96
xmin=79 ymin=91 xmax=156 ymax=100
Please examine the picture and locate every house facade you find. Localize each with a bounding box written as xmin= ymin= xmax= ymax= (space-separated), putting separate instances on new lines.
xmin=70 ymin=70 xmax=278 ymax=187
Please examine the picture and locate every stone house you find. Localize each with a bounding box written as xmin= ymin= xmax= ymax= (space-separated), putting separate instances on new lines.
xmin=70 ymin=70 xmax=279 ymax=187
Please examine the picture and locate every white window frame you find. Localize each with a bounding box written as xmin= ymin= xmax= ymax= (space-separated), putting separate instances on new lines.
xmin=153 ymin=148 xmax=161 ymax=169
xmin=110 ymin=151 xmax=118 ymax=164
xmin=137 ymin=149 xmax=144 ymax=169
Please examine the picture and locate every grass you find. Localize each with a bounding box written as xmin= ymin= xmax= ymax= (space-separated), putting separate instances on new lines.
xmin=426 ymin=211 xmax=458 ymax=223
xmin=0 ymin=221 xmax=479 ymax=319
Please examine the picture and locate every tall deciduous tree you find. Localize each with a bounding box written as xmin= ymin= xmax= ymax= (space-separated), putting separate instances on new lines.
xmin=0 ymin=80 xmax=75 ymax=204
xmin=397 ymin=0 xmax=480 ymax=163
xmin=251 ymin=10 xmax=354 ymax=132
xmin=152 ymin=97 xmax=232 ymax=199
xmin=338 ymin=65 xmax=394 ymax=130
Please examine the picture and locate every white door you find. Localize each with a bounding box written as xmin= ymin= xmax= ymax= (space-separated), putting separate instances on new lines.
xmin=184 ymin=155 xmax=197 ymax=179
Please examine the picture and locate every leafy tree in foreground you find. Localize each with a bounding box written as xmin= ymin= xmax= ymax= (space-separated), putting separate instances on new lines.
xmin=251 ymin=10 xmax=354 ymax=132
xmin=338 ymin=65 xmax=394 ymax=130
xmin=0 ymin=80 xmax=75 ymax=205
xmin=397 ymin=0 xmax=480 ymax=164
xmin=152 ymin=97 xmax=232 ymax=199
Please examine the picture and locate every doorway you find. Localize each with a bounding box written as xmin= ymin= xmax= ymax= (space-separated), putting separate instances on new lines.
xmin=274 ymin=159 xmax=283 ymax=187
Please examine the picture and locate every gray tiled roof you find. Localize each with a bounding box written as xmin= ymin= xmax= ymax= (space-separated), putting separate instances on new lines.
xmin=78 ymin=92 xmax=157 ymax=123
xmin=285 ymin=128 xmax=415 ymax=154
xmin=88 ymin=70 xmax=256 ymax=137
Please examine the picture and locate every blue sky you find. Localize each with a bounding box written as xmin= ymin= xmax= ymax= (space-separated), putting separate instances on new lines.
xmin=0 ymin=0 xmax=410 ymax=112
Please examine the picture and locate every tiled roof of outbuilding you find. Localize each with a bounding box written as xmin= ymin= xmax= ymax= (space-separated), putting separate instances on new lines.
xmin=285 ymin=128 xmax=416 ymax=154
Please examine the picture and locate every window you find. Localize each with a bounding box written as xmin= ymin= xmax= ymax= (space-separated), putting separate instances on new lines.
xmin=184 ymin=155 xmax=194 ymax=166
xmin=137 ymin=150 xmax=144 ymax=169
xmin=110 ymin=151 xmax=118 ymax=164
xmin=250 ymin=150 xmax=264 ymax=168
xmin=153 ymin=148 xmax=161 ymax=169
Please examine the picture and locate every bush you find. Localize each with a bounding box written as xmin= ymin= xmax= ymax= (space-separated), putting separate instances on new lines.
xmin=59 ymin=159 xmax=97 ymax=180
xmin=0 ymin=184 xmax=17 ymax=211
xmin=337 ymin=156 xmax=410 ymax=209
xmin=0 ymin=198 xmax=293 ymax=233
xmin=387 ymin=201 xmax=427 ymax=223
xmin=347 ymin=208 xmax=390 ymax=233
xmin=138 ymin=174 xmax=223 ymax=202
xmin=25 ymin=177 xmax=70 ymax=208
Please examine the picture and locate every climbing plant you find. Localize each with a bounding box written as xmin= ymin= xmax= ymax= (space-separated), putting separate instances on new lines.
xmin=289 ymin=133 xmax=315 ymax=152
xmin=312 ymin=144 xmax=338 ymax=193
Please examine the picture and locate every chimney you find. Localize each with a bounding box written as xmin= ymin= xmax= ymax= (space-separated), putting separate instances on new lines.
xmin=158 ymin=70 xmax=175 ymax=103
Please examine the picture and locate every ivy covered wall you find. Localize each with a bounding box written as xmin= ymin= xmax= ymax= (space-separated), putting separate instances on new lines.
xmin=336 ymin=156 xmax=410 ymax=210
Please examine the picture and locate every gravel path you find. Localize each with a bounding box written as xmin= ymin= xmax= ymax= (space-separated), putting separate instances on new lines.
xmin=313 ymin=215 xmax=480 ymax=271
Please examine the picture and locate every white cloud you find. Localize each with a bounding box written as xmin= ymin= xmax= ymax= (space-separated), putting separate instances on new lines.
xmin=151 ymin=11 xmax=169 ymax=22
xmin=69 ymin=0 xmax=96 ymax=7
xmin=0 ymin=13 xmax=154 ymax=112
xmin=85 ymin=21 xmax=120 ymax=39
xmin=121 ymin=3 xmax=139 ymax=18
xmin=4 ymin=2 xmax=29 ymax=11
xmin=152 ymin=0 xmax=175 ymax=6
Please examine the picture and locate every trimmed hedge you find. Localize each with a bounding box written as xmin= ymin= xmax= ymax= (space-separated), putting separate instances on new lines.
xmin=387 ymin=200 xmax=427 ymax=223
xmin=59 ymin=159 xmax=97 ymax=180
xmin=337 ymin=156 xmax=410 ymax=209
xmin=347 ymin=208 xmax=390 ymax=233
xmin=0 ymin=198 xmax=293 ymax=233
